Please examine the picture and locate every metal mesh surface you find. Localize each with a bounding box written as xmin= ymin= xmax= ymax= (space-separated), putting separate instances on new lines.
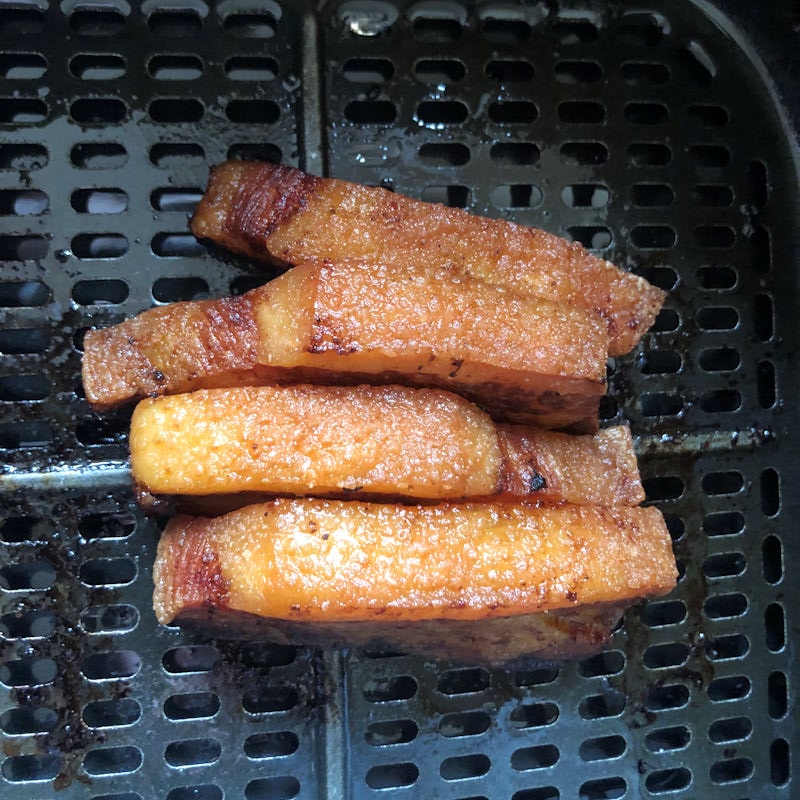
xmin=0 ymin=1 xmax=797 ymax=798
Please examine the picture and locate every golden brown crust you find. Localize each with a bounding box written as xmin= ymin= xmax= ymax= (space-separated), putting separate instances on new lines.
xmin=82 ymin=259 xmax=607 ymax=430
xmin=153 ymin=498 xmax=677 ymax=627
xmin=130 ymin=385 xmax=642 ymax=507
xmin=191 ymin=160 xmax=666 ymax=356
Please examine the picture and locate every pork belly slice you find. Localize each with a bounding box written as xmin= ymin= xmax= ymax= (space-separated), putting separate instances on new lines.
xmin=153 ymin=498 xmax=677 ymax=665
xmin=130 ymin=385 xmax=644 ymax=507
xmin=83 ymin=259 xmax=609 ymax=431
xmin=191 ymin=160 xmax=665 ymax=357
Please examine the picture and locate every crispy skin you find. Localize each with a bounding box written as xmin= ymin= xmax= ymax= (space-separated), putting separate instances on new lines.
xmin=191 ymin=160 xmax=666 ymax=356
xmin=153 ymin=498 xmax=677 ymax=663
xmin=83 ymin=259 xmax=609 ymax=430
xmin=130 ymin=385 xmax=643 ymax=507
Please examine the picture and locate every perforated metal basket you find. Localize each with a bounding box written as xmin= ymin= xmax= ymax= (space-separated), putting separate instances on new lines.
xmin=0 ymin=1 xmax=797 ymax=798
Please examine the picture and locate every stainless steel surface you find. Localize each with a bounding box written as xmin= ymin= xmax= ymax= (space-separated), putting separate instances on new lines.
xmin=0 ymin=1 xmax=796 ymax=797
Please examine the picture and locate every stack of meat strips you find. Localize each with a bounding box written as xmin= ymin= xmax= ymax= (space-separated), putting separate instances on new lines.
xmin=82 ymin=162 xmax=677 ymax=666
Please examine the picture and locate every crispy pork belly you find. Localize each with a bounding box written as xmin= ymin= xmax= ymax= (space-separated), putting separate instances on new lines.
xmin=83 ymin=259 xmax=609 ymax=431
xmin=153 ymin=498 xmax=677 ymax=665
xmin=130 ymin=385 xmax=643 ymax=507
xmin=191 ymin=160 xmax=665 ymax=356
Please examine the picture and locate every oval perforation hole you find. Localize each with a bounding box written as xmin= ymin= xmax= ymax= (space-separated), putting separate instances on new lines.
xmin=625 ymin=102 xmax=668 ymax=125
xmin=630 ymin=225 xmax=675 ymax=249
xmin=151 ymin=235 xmax=206 ymax=259
xmin=0 ymin=234 xmax=48 ymax=260
xmin=71 ymin=234 xmax=128 ymax=260
xmin=621 ymin=61 xmax=669 ymax=85
xmin=512 ymin=744 xmax=559 ymax=770
xmin=695 ymin=225 xmax=735 ymax=248
xmin=0 ymin=560 xmax=55 ymax=591
xmin=1 ymin=753 xmax=61 ymax=783
xmin=491 ymin=142 xmax=539 ymax=165
xmin=1 ymin=706 xmax=58 ymax=735
xmin=80 ymin=604 xmax=139 ymax=634
xmin=561 ymin=141 xmax=608 ymax=165
xmin=489 ymin=100 xmax=537 ymax=125
xmin=226 ymin=99 xmax=280 ymax=124
xmin=224 ymin=11 xmax=277 ymax=39
xmin=151 ymin=187 xmax=203 ymax=213
xmin=700 ymin=389 xmax=741 ymax=413
xmin=646 ymin=725 xmax=691 ymax=753
xmin=699 ymin=347 xmax=740 ymax=372
xmin=71 ymin=188 xmax=128 ymax=214
xmin=514 ymin=667 xmax=558 ymax=686
xmin=162 ymin=645 xmax=219 ymax=674
xmin=707 ymin=634 xmax=749 ymax=661
xmin=0 ymin=373 xmax=49 ymax=402
xmin=227 ymin=142 xmax=282 ymax=163
xmin=69 ymin=53 xmax=125 ymax=80
xmin=553 ymin=17 xmax=597 ymax=43
xmin=245 ymin=730 xmax=300 ymax=758
xmin=578 ymin=650 xmax=624 ymax=678
xmin=754 ymin=293 xmax=774 ymax=341
xmin=238 ymin=641 xmax=296 ymax=668
xmin=440 ymin=753 xmax=490 ymax=780
xmin=152 ymin=277 xmax=209 ymax=303
xmin=708 ymin=674 xmax=750 ymax=702
xmin=0 ymin=421 xmax=53 ymax=449
xmin=150 ymin=142 xmax=205 ymax=168
xmin=763 ymin=534 xmax=782 ymax=583
xmin=638 ymin=349 xmax=681 ymax=375
xmin=694 ymin=184 xmax=733 ymax=207
xmin=78 ymin=512 xmax=135 ymax=541
xmin=150 ymin=98 xmax=203 ymax=123
xmin=71 ymin=142 xmax=127 ymax=169
xmin=580 ymin=777 xmax=626 ymax=799
xmin=558 ymin=100 xmax=604 ymax=124
xmin=628 ymin=142 xmax=671 ymax=166
xmin=438 ymin=711 xmax=490 ymax=738
xmin=365 ymin=763 xmax=418 ymax=790
xmin=437 ymin=667 xmax=490 ymax=695
xmin=758 ymin=359 xmax=776 ymax=409
xmin=70 ymin=8 xmax=125 ymax=35
xmin=366 ymin=719 xmax=417 ymax=746
xmin=164 ymin=692 xmax=220 ymax=721
xmin=768 ymin=671 xmax=787 ymax=719
xmin=491 ymin=184 xmax=542 ymax=209
xmin=510 ymin=701 xmax=559 ymax=728
xmin=0 ymin=7 xmax=44 ymax=35
xmin=82 ymin=650 xmax=141 ymax=681
xmin=579 ymin=690 xmax=626 ymax=719
xmin=644 ymin=642 xmax=689 ymax=669
xmin=343 ymin=57 xmax=392 ymax=83
xmin=0 ymin=609 xmax=56 ymax=639
xmin=643 ymin=475 xmax=683 ymax=501
xmin=417 ymin=100 xmax=468 ymax=125
xmin=413 ymin=16 xmax=462 ymax=42
xmin=0 ymin=189 xmax=48 ymax=216
xmin=690 ymin=144 xmax=730 ymax=167
xmin=555 ymin=60 xmax=601 ymax=83
xmin=696 ymin=264 xmax=736 ymax=289
xmin=641 ymin=599 xmax=686 ymax=627
xmin=0 ymin=657 xmax=57 ymax=687
xmin=0 ymin=143 xmax=48 ymax=170
xmin=562 ymin=184 xmax=609 ymax=208
xmin=70 ymin=97 xmax=126 ymax=124
xmin=708 ymin=716 xmax=753 ymax=744
xmin=148 ymin=10 xmax=202 ymax=36
xmin=165 ymin=739 xmax=222 ymax=767
xmin=567 ymin=226 xmax=611 ymax=249
xmin=646 ymin=684 xmax=689 ymax=712
xmin=1 ymin=515 xmax=47 ymax=543
xmin=486 ymin=59 xmax=534 ymax=82
xmin=363 ymin=674 xmax=417 ymax=702
xmin=765 ymin=603 xmax=785 ymax=651
xmin=772 ymin=739 xmax=790 ymax=786
xmin=619 ymin=10 xmax=668 ymax=45
xmin=646 ymin=767 xmax=691 ymax=793
xmin=226 ymin=56 xmax=278 ymax=81
xmin=481 ymin=17 xmax=530 ymax=44
xmin=630 ymin=183 xmax=673 ymax=207
xmin=697 ymin=305 xmax=738 ymax=331
xmin=0 ymin=97 xmax=48 ymax=123
xmin=704 ymin=592 xmax=747 ymax=619
xmin=344 ymin=100 xmax=396 ymax=124
xmin=579 ymin=735 xmax=625 ymax=762
xmin=414 ymin=58 xmax=465 ymax=83
xmin=702 ymin=470 xmax=744 ymax=495
xmin=703 ymin=511 xmax=744 ymax=537
xmin=710 ymin=757 xmax=753 ymax=785
xmin=148 ymin=54 xmax=203 ymax=80
xmin=418 ymin=142 xmax=470 ymax=166
xmin=79 ymin=557 xmax=136 ymax=587
xmin=83 ymin=698 xmax=141 ymax=728
xmin=76 ymin=414 xmax=128 ymax=445
xmin=243 ymin=685 xmax=298 ymax=714
xmin=703 ymin=551 xmax=745 ymax=579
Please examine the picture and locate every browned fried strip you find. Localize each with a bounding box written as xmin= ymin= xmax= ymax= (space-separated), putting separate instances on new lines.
xmin=83 ymin=259 xmax=608 ymax=431
xmin=191 ymin=160 xmax=665 ymax=356
xmin=153 ymin=498 xmax=677 ymax=664
xmin=130 ymin=385 xmax=643 ymax=507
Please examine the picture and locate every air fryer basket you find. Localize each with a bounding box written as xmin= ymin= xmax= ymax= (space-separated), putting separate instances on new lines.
xmin=0 ymin=1 xmax=796 ymax=797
